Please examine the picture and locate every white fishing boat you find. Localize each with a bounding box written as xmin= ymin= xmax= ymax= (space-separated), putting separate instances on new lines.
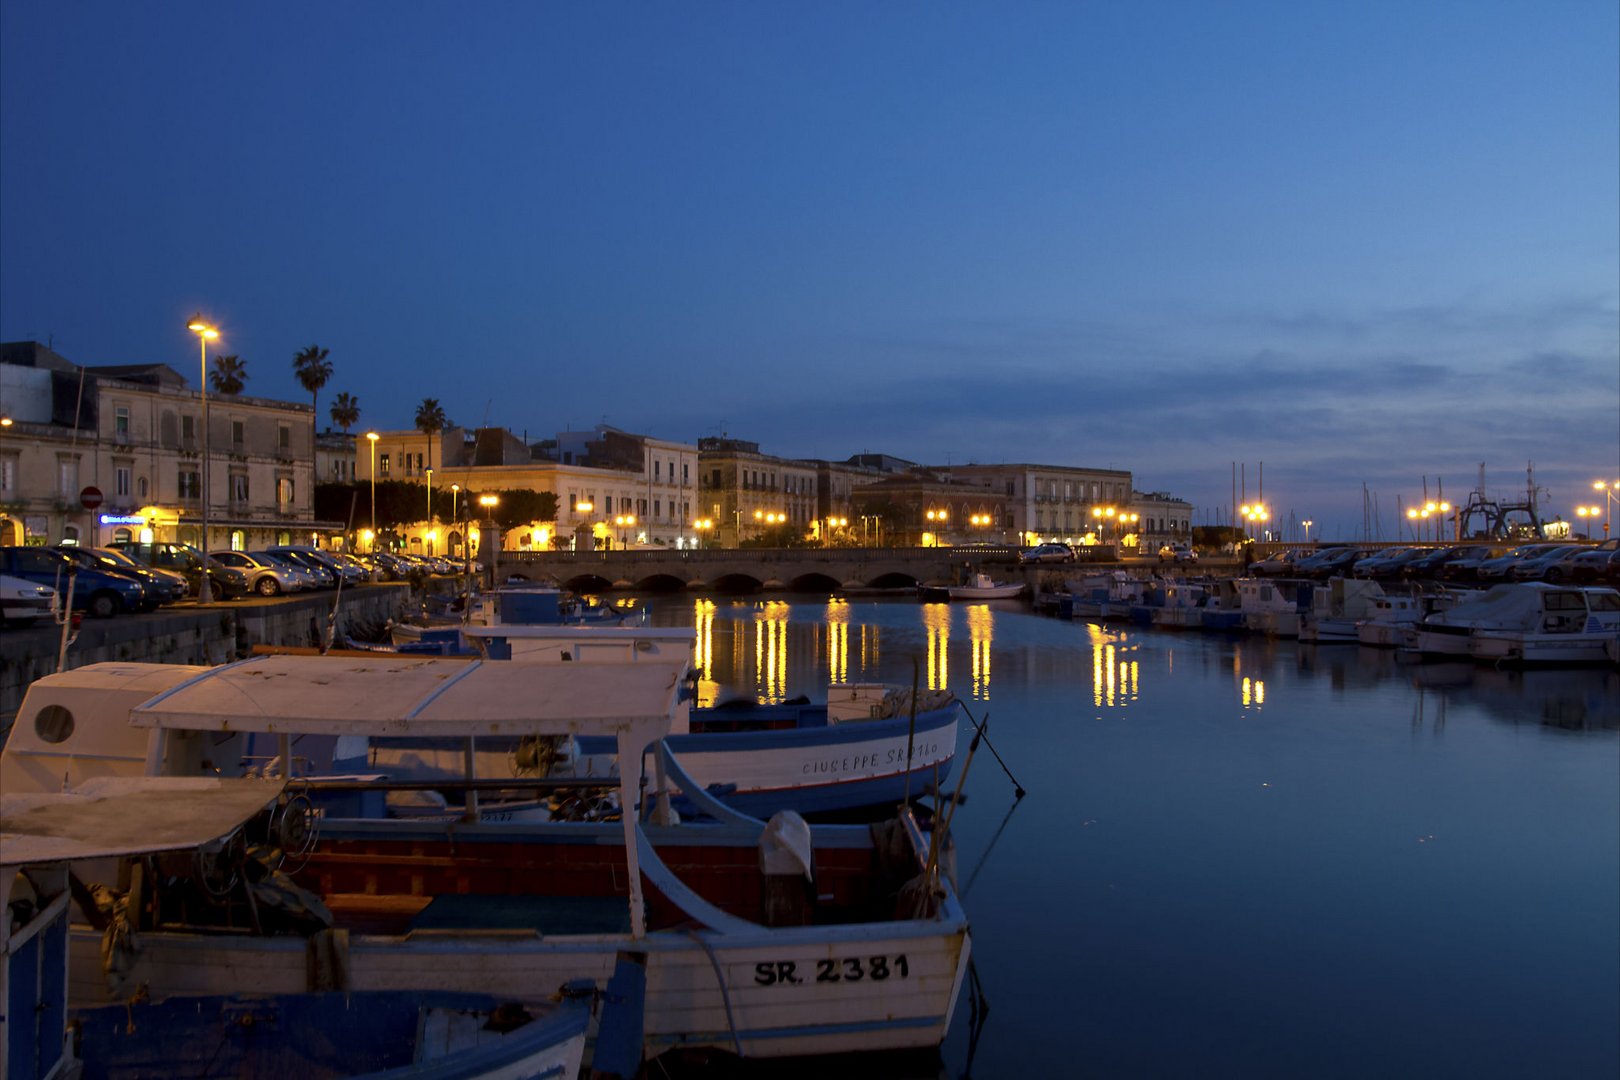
xmin=0 ymin=776 xmax=592 ymax=1080
xmin=1405 ymin=582 xmax=1605 ymax=659
xmin=1465 ymin=585 xmax=1620 ymax=666
xmin=1064 ymin=571 xmax=1145 ymax=620
xmin=2 ymin=655 xmax=972 ymax=1066
xmin=1234 ymin=577 xmax=1316 ymax=637
xmin=343 ymin=624 xmax=961 ymax=818
xmin=1148 ymin=582 xmax=1210 ymax=629
xmin=1299 ymin=578 xmax=1386 ymax=643
xmin=947 ymin=572 xmax=1027 ymax=601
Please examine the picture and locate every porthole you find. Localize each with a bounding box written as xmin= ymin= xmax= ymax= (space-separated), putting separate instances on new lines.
xmin=35 ymin=704 xmax=75 ymax=744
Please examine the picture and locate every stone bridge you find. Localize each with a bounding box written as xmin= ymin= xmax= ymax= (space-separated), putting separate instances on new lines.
xmin=497 ymin=545 xmax=1050 ymax=592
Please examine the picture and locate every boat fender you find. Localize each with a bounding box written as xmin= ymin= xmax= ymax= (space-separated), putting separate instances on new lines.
xmin=759 ymin=810 xmax=813 ymax=881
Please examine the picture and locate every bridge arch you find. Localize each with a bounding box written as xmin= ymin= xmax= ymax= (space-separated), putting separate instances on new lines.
xmin=787 ymin=572 xmax=841 ymax=593
xmin=632 ymin=573 xmax=689 ymax=593
xmin=710 ymin=573 xmax=766 ymax=594
xmin=561 ymin=573 xmax=615 ymax=593
xmin=866 ymin=570 xmax=922 ymax=589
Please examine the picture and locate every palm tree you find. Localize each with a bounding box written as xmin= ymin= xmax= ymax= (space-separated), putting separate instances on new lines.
xmin=414 ymin=398 xmax=448 ymax=475
xmin=292 ymin=344 xmax=333 ymax=434
xmin=210 ymin=354 xmax=247 ymax=395
xmin=329 ymin=391 xmax=360 ymax=433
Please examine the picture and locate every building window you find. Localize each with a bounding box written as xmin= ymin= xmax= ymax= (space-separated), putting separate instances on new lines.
xmin=116 ymin=465 xmax=132 ymax=498
xmin=683 ymin=463 xmax=689 ymax=483
xmin=62 ymin=524 xmax=79 ymax=545
xmin=115 ymin=406 xmax=130 ymax=440
xmin=179 ymin=469 xmax=201 ymax=500
xmin=654 ymin=460 xmax=661 ymax=479
xmin=654 ymin=500 xmax=662 ymax=518
xmin=379 ymin=453 xmax=391 ymax=477
xmin=231 ymin=420 xmax=245 ymax=448
xmin=114 ymin=527 xmax=132 ymax=544
xmin=277 ymin=477 xmax=294 ymax=509
xmin=137 ymin=477 xmax=148 ymax=499
xmin=182 ymin=414 xmax=197 ymax=446
xmin=604 ymin=495 xmax=613 ymax=514
xmin=0 ymin=454 xmax=16 ymax=498
xmin=231 ymin=529 xmax=246 ymax=551
xmin=230 ymin=474 xmax=249 ymax=504
xmin=57 ymin=456 xmax=79 ymax=497
xmin=278 ymin=424 xmax=291 ymax=453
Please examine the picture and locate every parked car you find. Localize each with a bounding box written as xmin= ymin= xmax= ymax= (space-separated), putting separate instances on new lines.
xmin=1508 ymin=545 xmax=1587 ymax=583
xmin=0 ymin=546 xmax=146 ymax=617
xmin=93 ymin=546 xmax=190 ymax=602
xmin=210 ymin=550 xmax=304 ymax=596
xmin=253 ymin=551 xmax=322 ymax=591
xmin=1437 ymin=545 xmax=1511 ymax=583
xmin=1 ymin=573 xmax=59 ymax=627
xmin=53 ymin=545 xmax=181 ymax=610
xmin=266 ymin=545 xmax=367 ymax=587
xmin=1020 ymin=543 xmax=1075 ymax=564
xmin=1294 ymin=546 xmax=1369 ymax=580
xmin=1473 ymin=543 xmax=1566 ymax=583
xmin=110 ymin=541 xmax=247 ymax=599
xmin=357 ymin=551 xmax=408 ymax=581
xmin=1157 ymin=543 xmax=1198 ymax=564
xmin=1401 ymin=545 xmax=1482 ymax=580
xmin=1570 ymin=539 xmax=1620 ymax=583
xmin=1249 ymin=549 xmax=1305 ymax=577
xmin=1352 ymin=547 xmax=1432 ymax=580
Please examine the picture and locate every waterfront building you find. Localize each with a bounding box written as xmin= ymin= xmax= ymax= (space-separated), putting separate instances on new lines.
xmin=0 ymin=341 xmax=326 ymax=551
xmin=697 ymin=437 xmax=818 ymax=546
xmin=938 ymin=463 xmax=1135 ymax=546
xmin=357 ymin=423 xmax=700 ymax=554
xmin=848 ymin=471 xmax=1010 ymax=547
xmin=1133 ymin=490 xmax=1195 ymax=550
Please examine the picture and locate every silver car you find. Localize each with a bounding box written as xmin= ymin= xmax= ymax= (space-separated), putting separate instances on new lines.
xmin=211 ymin=550 xmax=304 ymax=596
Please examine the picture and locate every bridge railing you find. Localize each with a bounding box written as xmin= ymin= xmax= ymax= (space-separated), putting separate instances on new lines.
xmin=500 ymin=545 xmax=1020 ymax=566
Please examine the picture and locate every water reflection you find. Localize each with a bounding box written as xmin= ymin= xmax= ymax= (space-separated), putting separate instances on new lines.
xmin=967 ymin=605 xmax=993 ymax=700
xmin=692 ymin=598 xmax=718 ymax=705
xmin=752 ymin=600 xmax=791 ymax=703
xmin=825 ymin=598 xmax=850 ymax=685
xmin=924 ymin=603 xmax=950 ymax=691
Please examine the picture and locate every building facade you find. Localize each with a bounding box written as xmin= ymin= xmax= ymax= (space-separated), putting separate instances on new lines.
xmin=1 ymin=342 xmax=325 ymax=552
xmin=697 ymin=437 xmax=819 ymax=546
xmin=940 ymin=463 xmax=1136 ymax=546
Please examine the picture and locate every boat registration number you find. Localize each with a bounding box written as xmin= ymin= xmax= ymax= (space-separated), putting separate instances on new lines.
xmin=753 ymin=954 xmax=909 ymax=986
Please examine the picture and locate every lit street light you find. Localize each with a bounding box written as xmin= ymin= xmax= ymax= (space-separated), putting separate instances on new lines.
xmin=187 ymin=315 xmax=220 ymax=603
xmin=479 ymin=493 xmax=500 ymax=586
xmin=1595 ymin=480 xmax=1619 ymax=537
xmin=365 ymin=432 xmax=379 ymax=550
xmin=1302 ymin=519 xmax=1313 ymax=544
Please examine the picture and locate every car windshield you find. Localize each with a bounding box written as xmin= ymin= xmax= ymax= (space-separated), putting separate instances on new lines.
xmin=95 ymin=548 xmax=143 ymax=568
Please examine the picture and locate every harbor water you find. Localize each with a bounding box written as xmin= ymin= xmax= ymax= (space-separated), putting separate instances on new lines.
xmin=637 ymin=595 xmax=1620 ymax=1078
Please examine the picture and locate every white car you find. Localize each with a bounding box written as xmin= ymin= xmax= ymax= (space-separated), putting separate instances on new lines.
xmin=1 ymin=573 xmax=59 ymax=627
xmin=1158 ymin=543 xmax=1199 ymax=564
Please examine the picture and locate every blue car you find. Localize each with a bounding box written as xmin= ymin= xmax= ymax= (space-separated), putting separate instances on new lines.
xmin=0 ymin=545 xmax=146 ymax=617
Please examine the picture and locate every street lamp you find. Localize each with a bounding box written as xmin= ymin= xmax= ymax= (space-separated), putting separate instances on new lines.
xmin=478 ymin=493 xmax=500 ymax=587
xmin=365 ymin=432 xmax=379 ymax=550
xmin=187 ymin=315 xmax=220 ymax=603
xmin=613 ymin=513 xmax=637 ymax=548
xmin=1240 ymin=503 xmax=1268 ymax=542
xmin=1576 ymin=505 xmax=1603 ymax=538
xmin=425 ymin=468 xmax=433 ymax=526
xmin=1302 ymin=519 xmax=1313 ymax=544
xmin=1595 ymin=481 xmax=1620 ymax=537
xmin=694 ymin=517 xmax=714 ymax=547
xmin=450 ymin=484 xmax=461 ymax=557
xmin=1118 ymin=511 xmax=1140 ymax=549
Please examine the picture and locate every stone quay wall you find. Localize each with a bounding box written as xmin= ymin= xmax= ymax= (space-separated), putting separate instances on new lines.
xmin=1 ymin=584 xmax=418 ymax=735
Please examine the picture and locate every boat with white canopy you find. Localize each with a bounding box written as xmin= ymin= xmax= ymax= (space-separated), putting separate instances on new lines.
xmin=1 ymin=654 xmax=972 ymax=1066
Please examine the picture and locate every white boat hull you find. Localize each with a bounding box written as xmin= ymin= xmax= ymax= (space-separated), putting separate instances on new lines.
xmin=70 ymin=918 xmax=969 ymax=1059
xmin=1468 ymin=631 xmax=1620 ymax=666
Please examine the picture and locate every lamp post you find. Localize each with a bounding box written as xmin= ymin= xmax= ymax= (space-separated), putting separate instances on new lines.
xmin=187 ymin=316 xmax=220 ymax=602
xmin=1595 ymin=481 xmax=1620 ymax=537
xmin=694 ymin=517 xmax=714 ymax=548
xmin=365 ymin=432 xmax=379 ymax=550
xmin=1576 ymin=505 xmax=1603 ymax=539
xmin=1118 ymin=511 xmax=1140 ymax=550
xmin=450 ymin=484 xmax=460 ymax=557
xmin=425 ymin=468 xmax=433 ymax=527
xmin=613 ymin=514 xmax=637 ymax=549
xmin=574 ymin=500 xmax=594 ymax=552
xmin=479 ymin=494 xmax=500 ymax=588
xmin=1302 ymin=519 xmax=1313 ymax=544
xmin=1240 ymin=503 xmax=1268 ymax=543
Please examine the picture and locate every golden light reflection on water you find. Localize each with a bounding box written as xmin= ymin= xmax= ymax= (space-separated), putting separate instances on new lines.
xmin=752 ymin=601 xmax=791 ymax=703
xmin=968 ymin=604 xmax=993 ymax=700
xmin=1241 ymin=677 xmax=1266 ymax=708
xmin=825 ymin=598 xmax=849 ymax=685
xmin=692 ymin=598 xmax=718 ymax=706
xmin=924 ymin=603 xmax=950 ymax=690
xmin=1090 ymin=627 xmax=1140 ymax=708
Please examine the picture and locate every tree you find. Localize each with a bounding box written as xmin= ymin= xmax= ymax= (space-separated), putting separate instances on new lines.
xmin=329 ymin=391 xmax=360 ymax=433
xmin=414 ymin=398 xmax=448 ymax=477
xmin=292 ymin=344 xmax=333 ymax=434
xmin=210 ymin=354 xmax=247 ymax=395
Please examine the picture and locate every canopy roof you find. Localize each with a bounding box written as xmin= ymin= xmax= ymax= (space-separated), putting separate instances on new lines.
xmin=128 ymin=653 xmax=687 ymax=737
xmin=1 ymin=776 xmax=284 ymax=867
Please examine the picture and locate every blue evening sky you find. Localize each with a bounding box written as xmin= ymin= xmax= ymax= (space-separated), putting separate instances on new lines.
xmin=3 ymin=2 xmax=1616 ymax=540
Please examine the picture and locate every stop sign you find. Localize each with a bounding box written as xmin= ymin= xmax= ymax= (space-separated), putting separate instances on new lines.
xmin=80 ymin=486 xmax=104 ymax=510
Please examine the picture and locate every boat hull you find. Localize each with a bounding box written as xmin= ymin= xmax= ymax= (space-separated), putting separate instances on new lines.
xmin=1468 ymin=631 xmax=1620 ymax=666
